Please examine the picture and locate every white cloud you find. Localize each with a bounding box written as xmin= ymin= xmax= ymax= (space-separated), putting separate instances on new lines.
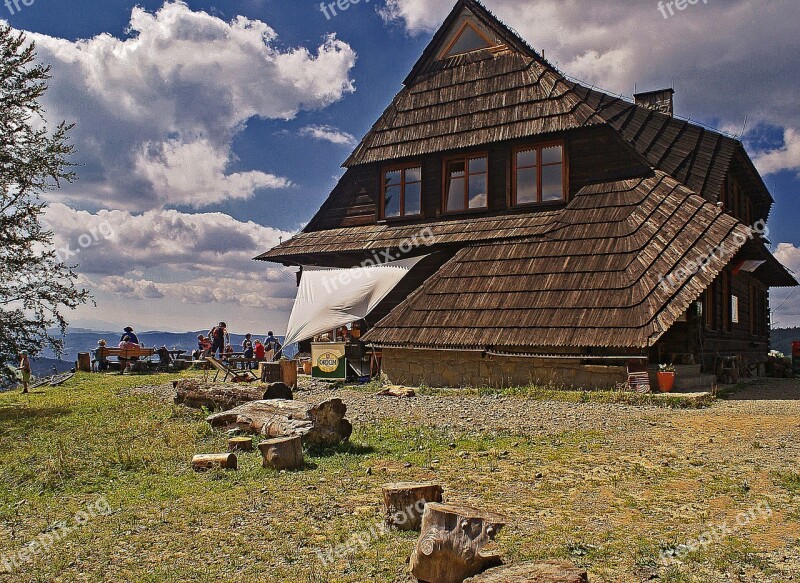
xmin=133 ymin=139 xmax=291 ymax=208
xmin=774 ymin=243 xmax=800 ymax=275
xmin=43 ymin=203 xmax=295 ymax=277
xmin=753 ymin=129 xmax=800 ymax=177
xmin=299 ymin=124 xmax=357 ymax=146
xmin=24 ymin=2 xmax=357 ymax=210
xmin=42 ymin=202 xmax=301 ymax=329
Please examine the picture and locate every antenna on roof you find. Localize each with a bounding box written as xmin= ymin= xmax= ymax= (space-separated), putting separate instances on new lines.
xmin=739 ymin=115 xmax=749 ymax=139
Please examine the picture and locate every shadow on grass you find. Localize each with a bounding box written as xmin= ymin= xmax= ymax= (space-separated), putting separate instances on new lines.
xmin=307 ymin=442 xmax=376 ymax=458
xmin=0 ymin=404 xmax=72 ymax=424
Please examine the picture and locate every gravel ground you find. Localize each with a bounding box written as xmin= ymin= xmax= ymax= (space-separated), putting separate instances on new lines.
xmin=128 ymin=377 xmax=800 ymax=581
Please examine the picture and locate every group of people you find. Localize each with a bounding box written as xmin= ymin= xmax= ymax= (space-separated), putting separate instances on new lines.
xmin=193 ymin=322 xmax=282 ymax=365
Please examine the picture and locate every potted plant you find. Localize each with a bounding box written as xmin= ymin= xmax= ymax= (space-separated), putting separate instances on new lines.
xmin=657 ymin=364 xmax=676 ymax=393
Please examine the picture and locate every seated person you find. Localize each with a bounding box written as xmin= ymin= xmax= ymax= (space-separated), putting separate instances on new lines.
xmin=93 ymin=339 xmax=110 ymax=372
xmin=222 ymin=344 xmax=234 ymax=364
xmin=120 ymin=326 xmax=140 ymax=346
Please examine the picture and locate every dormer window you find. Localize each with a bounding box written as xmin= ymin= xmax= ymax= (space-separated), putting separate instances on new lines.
xmin=381 ymin=164 xmax=422 ymax=219
xmin=441 ymin=21 xmax=495 ymax=58
xmin=443 ymin=154 xmax=488 ymax=213
xmin=513 ymin=143 xmax=566 ymax=205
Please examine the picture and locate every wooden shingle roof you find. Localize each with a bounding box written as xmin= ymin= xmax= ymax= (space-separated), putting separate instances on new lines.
xmin=255 ymin=211 xmax=560 ymax=264
xmin=362 ymin=172 xmax=752 ymax=349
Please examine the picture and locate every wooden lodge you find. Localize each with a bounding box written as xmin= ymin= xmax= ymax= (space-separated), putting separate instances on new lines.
xmin=259 ymin=0 xmax=796 ymax=389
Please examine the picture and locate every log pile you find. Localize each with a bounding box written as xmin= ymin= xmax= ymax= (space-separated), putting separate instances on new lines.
xmin=410 ymin=503 xmax=506 ymax=583
xmin=206 ymin=399 xmax=352 ymax=447
xmin=174 ymin=380 xmax=292 ymax=411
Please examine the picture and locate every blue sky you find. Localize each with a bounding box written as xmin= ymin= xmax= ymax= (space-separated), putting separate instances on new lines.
xmin=4 ymin=0 xmax=799 ymax=333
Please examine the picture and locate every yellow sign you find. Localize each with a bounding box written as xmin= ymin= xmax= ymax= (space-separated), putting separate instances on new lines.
xmin=317 ymin=352 xmax=340 ymax=373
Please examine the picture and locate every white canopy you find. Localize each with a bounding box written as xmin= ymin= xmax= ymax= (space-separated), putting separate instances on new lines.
xmin=283 ymin=256 xmax=427 ymax=347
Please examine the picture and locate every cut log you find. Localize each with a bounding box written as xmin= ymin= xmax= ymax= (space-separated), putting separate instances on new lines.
xmin=228 ymin=436 xmax=253 ymax=452
xmin=382 ymin=482 xmax=443 ymax=531
xmin=191 ymin=453 xmax=237 ymax=471
xmin=259 ymin=436 xmax=304 ymax=470
xmin=206 ymin=399 xmax=352 ymax=447
xmin=174 ymin=380 xmax=264 ymax=410
xmin=174 ymin=380 xmax=294 ymax=411
xmin=463 ymin=561 xmax=588 ymax=583
xmin=410 ymin=502 xmax=507 ymax=583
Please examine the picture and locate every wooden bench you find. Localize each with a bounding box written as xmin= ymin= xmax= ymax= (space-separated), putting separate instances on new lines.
xmin=96 ymin=347 xmax=156 ymax=361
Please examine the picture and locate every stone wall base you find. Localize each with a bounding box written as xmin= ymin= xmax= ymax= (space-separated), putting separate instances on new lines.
xmin=381 ymin=348 xmax=627 ymax=390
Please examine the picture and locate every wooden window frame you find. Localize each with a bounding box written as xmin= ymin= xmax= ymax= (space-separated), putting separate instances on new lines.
xmin=441 ymin=152 xmax=489 ymax=215
xmin=511 ymin=141 xmax=568 ymax=207
xmin=380 ymin=162 xmax=423 ymax=220
xmin=438 ymin=21 xmax=496 ymax=59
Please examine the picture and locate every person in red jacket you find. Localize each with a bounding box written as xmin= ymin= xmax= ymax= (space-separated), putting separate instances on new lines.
xmin=254 ymin=339 xmax=266 ymax=361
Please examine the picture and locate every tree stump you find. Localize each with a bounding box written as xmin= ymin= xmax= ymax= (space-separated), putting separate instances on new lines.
xmin=382 ymin=482 xmax=443 ymax=531
xmin=206 ymin=399 xmax=352 ymax=447
xmin=191 ymin=453 xmax=237 ymax=471
xmin=228 ymin=436 xmax=253 ymax=452
xmin=259 ymin=436 xmax=304 ymax=470
xmin=410 ymin=503 xmax=506 ymax=583
xmin=463 ymin=561 xmax=588 ymax=582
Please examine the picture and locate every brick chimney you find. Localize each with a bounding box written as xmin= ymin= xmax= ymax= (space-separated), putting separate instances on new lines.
xmin=634 ymin=88 xmax=675 ymax=117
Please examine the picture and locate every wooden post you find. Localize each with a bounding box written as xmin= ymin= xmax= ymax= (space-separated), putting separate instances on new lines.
xmin=280 ymin=359 xmax=298 ymax=389
xmin=410 ymin=503 xmax=506 ymax=583
xmin=259 ymin=436 xmax=304 ymax=470
xmin=77 ymin=352 xmax=91 ymax=372
xmin=382 ymin=482 xmax=443 ymax=531
xmin=191 ymin=453 xmax=238 ymax=471
xmin=228 ymin=436 xmax=253 ymax=452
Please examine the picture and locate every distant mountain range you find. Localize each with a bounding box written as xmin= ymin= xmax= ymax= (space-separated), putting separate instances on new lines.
xmin=28 ymin=328 xmax=289 ymax=375
xmin=771 ymin=327 xmax=800 ymax=356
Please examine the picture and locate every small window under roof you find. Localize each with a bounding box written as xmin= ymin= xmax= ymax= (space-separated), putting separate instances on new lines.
xmin=442 ymin=21 xmax=495 ymax=58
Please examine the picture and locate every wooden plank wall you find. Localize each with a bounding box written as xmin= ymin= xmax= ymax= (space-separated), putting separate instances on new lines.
xmin=306 ymin=126 xmax=648 ymax=232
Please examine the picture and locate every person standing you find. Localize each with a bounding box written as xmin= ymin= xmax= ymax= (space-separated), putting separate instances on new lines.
xmin=242 ymin=334 xmax=254 ymax=368
xmin=264 ymin=331 xmax=281 ymax=358
xmin=209 ymin=322 xmax=228 ymax=359
xmin=18 ymin=351 xmax=31 ymax=394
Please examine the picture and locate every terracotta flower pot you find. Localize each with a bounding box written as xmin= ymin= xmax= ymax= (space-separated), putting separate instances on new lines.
xmin=657 ymin=371 xmax=675 ymax=393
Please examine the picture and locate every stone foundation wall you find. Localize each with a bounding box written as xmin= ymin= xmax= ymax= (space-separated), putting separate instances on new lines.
xmin=381 ymin=348 xmax=627 ymax=389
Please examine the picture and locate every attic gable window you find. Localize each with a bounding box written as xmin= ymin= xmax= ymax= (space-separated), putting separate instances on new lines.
xmin=441 ymin=21 xmax=495 ymax=58
xmin=513 ymin=143 xmax=566 ymax=205
xmin=444 ymin=154 xmax=488 ymax=213
xmin=382 ymin=165 xmax=422 ymax=219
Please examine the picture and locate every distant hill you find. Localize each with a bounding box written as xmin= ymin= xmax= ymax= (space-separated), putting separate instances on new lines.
xmin=41 ymin=328 xmax=289 ymax=362
xmin=772 ymin=327 xmax=800 ymax=355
